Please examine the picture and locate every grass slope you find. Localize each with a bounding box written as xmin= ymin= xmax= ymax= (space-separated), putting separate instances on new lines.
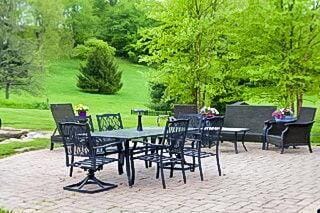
xmin=0 ymin=59 xmax=157 ymax=130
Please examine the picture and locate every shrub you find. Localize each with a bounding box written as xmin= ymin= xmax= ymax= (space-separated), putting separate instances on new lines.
xmin=77 ymin=40 xmax=122 ymax=94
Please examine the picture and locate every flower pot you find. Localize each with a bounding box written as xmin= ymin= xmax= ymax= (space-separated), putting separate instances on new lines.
xmin=78 ymin=111 xmax=87 ymax=118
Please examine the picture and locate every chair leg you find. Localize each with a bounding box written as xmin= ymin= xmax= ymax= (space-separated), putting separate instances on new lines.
xmin=308 ymin=143 xmax=313 ymax=153
xmin=69 ymin=166 xmax=73 ymax=177
xmin=198 ymin=155 xmax=204 ymax=181
xmin=63 ymin=169 xmax=117 ymax=194
xmin=50 ymin=141 xmax=54 ymax=150
xmin=216 ymin=144 xmax=222 ymax=176
xmin=170 ymin=162 xmax=174 ymax=178
xmin=156 ymin=163 xmax=160 ymax=179
xmin=280 ymin=145 xmax=284 ymax=154
xmin=181 ymin=160 xmax=186 ymax=184
xmin=160 ymin=163 xmax=166 ymax=189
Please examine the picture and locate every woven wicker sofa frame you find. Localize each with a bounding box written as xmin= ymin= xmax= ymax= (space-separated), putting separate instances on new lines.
xmin=221 ymin=105 xmax=276 ymax=143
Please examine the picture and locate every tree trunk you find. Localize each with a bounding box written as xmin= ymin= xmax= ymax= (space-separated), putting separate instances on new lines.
xmin=296 ymin=93 xmax=303 ymax=116
xmin=5 ymin=83 xmax=10 ymax=99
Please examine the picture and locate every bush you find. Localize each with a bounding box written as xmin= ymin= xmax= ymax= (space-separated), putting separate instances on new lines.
xmin=77 ymin=40 xmax=123 ymax=94
xmin=148 ymin=82 xmax=173 ymax=111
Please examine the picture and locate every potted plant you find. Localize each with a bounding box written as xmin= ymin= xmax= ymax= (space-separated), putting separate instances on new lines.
xmin=75 ymin=104 xmax=89 ymax=118
xmin=200 ymin=106 xmax=219 ymax=117
xmin=272 ymin=108 xmax=294 ymax=122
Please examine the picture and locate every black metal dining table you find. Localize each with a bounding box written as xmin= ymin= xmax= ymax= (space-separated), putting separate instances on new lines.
xmin=92 ymin=127 xmax=165 ymax=187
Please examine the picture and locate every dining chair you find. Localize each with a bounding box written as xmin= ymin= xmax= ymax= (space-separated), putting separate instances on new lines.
xmin=59 ymin=122 xmax=118 ymax=193
xmin=130 ymin=119 xmax=189 ymax=189
xmin=184 ymin=116 xmax=224 ymax=180
xmin=96 ymin=113 xmax=125 ymax=175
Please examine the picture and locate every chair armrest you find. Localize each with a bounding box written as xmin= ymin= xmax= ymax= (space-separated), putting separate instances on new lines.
xmin=284 ymin=121 xmax=315 ymax=127
xmin=264 ymin=119 xmax=276 ymax=125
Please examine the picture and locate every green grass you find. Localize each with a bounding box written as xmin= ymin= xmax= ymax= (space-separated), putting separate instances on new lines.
xmin=0 ymin=59 xmax=158 ymax=130
xmin=0 ymin=138 xmax=50 ymax=159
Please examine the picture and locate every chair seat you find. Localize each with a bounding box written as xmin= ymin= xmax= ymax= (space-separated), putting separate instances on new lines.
xmin=268 ymin=135 xmax=282 ymax=145
xmin=135 ymin=153 xmax=181 ymax=163
xmin=73 ymin=157 xmax=117 ymax=170
xmin=183 ymin=148 xmax=215 ymax=158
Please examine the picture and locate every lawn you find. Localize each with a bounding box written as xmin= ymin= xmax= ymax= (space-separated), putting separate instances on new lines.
xmin=0 ymin=138 xmax=50 ymax=159
xmin=0 ymin=59 xmax=158 ymax=130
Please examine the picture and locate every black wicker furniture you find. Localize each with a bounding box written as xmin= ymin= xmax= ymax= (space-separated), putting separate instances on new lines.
xmin=130 ymin=119 xmax=189 ymax=189
xmin=265 ymin=107 xmax=317 ymax=153
xmin=222 ymin=105 xmax=276 ymax=145
xmin=184 ymin=116 xmax=224 ymax=180
xmin=59 ymin=122 xmax=118 ymax=193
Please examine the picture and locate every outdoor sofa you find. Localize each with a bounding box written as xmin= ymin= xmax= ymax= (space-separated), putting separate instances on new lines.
xmin=221 ymin=105 xmax=276 ymax=143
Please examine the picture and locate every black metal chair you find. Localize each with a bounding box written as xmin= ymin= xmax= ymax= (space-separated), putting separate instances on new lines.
xmin=131 ymin=119 xmax=189 ymax=189
xmin=96 ymin=113 xmax=125 ymax=175
xmin=59 ymin=122 xmax=117 ymax=193
xmin=184 ymin=116 xmax=224 ymax=180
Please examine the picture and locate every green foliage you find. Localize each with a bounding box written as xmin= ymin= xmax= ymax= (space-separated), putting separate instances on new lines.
xmin=98 ymin=0 xmax=155 ymax=58
xmin=77 ymin=39 xmax=123 ymax=94
xmin=64 ymin=0 xmax=99 ymax=45
xmin=149 ymin=82 xmax=173 ymax=111
xmin=230 ymin=0 xmax=320 ymax=112
xmin=140 ymin=0 xmax=243 ymax=108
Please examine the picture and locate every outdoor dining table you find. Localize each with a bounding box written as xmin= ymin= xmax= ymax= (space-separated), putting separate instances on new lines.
xmin=92 ymin=127 xmax=165 ymax=187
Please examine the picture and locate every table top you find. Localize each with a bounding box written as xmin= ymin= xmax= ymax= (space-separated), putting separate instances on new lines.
xmin=205 ymin=127 xmax=250 ymax=132
xmin=92 ymin=127 xmax=165 ymax=139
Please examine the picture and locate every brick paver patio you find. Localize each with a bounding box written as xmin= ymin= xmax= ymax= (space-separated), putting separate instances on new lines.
xmin=0 ymin=143 xmax=320 ymax=213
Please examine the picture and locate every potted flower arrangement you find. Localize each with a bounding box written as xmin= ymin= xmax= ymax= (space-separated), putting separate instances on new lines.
xmin=75 ymin=104 xmax=89 ymax=118
xmin=272 ymin=108 xmax=294 ymax=122
xmin=200 ymin=106 xmax=219 ymax=117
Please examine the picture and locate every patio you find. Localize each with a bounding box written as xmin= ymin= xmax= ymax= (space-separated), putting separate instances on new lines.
xmin=0 ymin=143 xmax=319 ymax=213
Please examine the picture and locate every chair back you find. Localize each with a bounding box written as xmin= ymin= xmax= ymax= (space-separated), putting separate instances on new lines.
xmin=75 ymin=115 xmax=95 ymax=132
xmin=298 ymin=107 xmax=317 ymax=122
xmin=162 ymin=119 xmax=189 ymax=155
xmin=173 ymin=104 xmax=198 ymax=118
xmin=200 ymin=116 xmax=224 ymax=148
xmin=96 ymin=113 xmax=123 ymax=131
xmin=177 ymin=113 xmax=202 ymax=129
xmin=59 ymin=122 xmax=94 ymax=160
xmin=50 ymin=103 xmax=76 ymax=125
xmin=224 ymin=105 xmax=276 ymax=133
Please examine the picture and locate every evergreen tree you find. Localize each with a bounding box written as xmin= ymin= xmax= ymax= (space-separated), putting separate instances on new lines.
xmin=77 ymin=40 xmax=122 ymax=94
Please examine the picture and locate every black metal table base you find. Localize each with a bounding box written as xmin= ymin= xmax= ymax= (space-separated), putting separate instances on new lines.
xmin=233 ymin=131 xmax=248 ymax=154
xmin=63 ymin=170 xmax=117 ymax=194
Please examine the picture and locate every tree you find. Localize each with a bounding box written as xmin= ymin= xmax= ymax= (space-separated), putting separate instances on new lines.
xmin=231 ymin=0 xmax=320 ymax=113
xmin=26 ymin=0 xmax=73 ymax=70
xmin=0 ymin=0 xmax=38 ymax=99
xmin=63 ymin=0 xmax=99 ymax=45
xmin=98 ymin=0 xmax=155 ymax=58
xmin=139 ymin=0 xmax=243 ymax=109
xmin=77 ymin=39 xmax=122 ymax=94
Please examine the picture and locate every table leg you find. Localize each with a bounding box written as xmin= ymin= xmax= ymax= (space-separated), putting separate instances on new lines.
xmin=124 ymin=139 xmax=132 ymax=186
xmin=234 ymin=132 xmax=238 ymax=154
xmin=241 ymin=131 xmax=248 ymax=152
